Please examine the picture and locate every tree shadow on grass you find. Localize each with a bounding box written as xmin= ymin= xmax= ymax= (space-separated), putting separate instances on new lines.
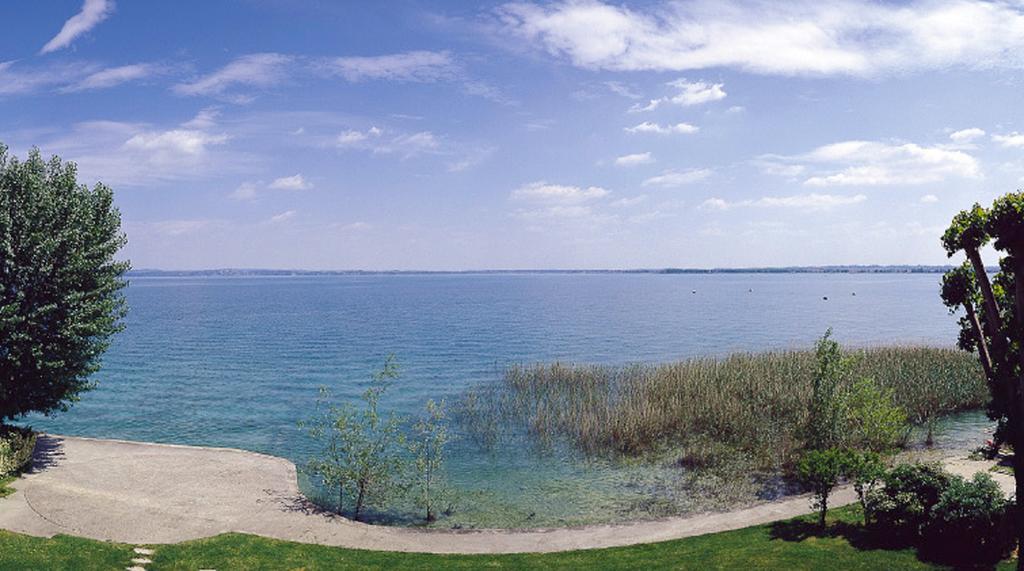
xmin=768 ymin=518 xmax=1006 ymax=570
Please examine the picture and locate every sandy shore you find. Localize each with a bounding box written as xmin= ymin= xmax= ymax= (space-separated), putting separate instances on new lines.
xmin=0 ymin=434 xmax=1011 ymax=554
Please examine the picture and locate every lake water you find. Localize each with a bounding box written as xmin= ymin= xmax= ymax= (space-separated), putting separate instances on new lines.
xmin=24 ymin=273 xmax=991 ymax=527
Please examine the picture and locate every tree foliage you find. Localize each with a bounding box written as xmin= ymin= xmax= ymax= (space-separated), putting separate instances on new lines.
xmin=300 ymin=357 xmax=407 ymax=521
xmin=409 ymin=399 xmax=451 ymax=522
xmin=940 ymin=191 xmax=1024 ymax=567
xmin=0 ymin=145 xmax=129 ymax=422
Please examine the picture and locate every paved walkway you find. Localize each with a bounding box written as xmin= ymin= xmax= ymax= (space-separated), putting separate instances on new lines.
xmin=0 ymin=435 xmax=1013 ymax=554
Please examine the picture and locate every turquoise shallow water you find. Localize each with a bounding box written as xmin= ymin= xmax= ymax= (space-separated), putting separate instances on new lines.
xmin=23 ymin=273 xmax=990 ymax=527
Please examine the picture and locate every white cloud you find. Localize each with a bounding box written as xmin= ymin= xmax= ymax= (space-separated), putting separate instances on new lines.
xmin=631 ymin=79 xmax=726 ymax=111
xmin=920 ymin=194 xmax=939 ymax=203
xmin=319 ymin=51 xmax=457 ymax=82
xmin=604 ymin=81 xmax=642 ymax=99
xmin=62 ymin=63 xmax=162 ymax=92
xmin=40 ymin=0 xmax=114 ymax=54
xmin=335 ymin=127 xmax=439 ymax=157
xmin=625 ymin=121 xmax=699 ymax=135
xmin=498 ymin=0 xmax=1024 ymax=76
xmin=124 ymin=129 xmax=229 ymax=156
xmin=642 ymin=168 xmax=712 ymax=187
xmin=610 ymin=195 xmax=647 ymax=207
xmin=230 ymin=182 xmax=258 ymax=201
xmin=703 ymin=193 xmax=867 ymax=210
xmin=0 ymin=60 xmax=97 ymax=95
xmin=174 ymin=53 xmax=292 ymax=98
xmin=993 ymin=132 xmax=1024 ymax=148
xmin=269 ymin=174 xmax=311 ymax=190
xmin=614 ymin=152 xmax=654 ymax=167
xmin=269 ymin=210 xmax=297 ymax=223
xmin=950 ymin=127 xmax=985 ymax=143
xmin=18 ymin=112 xmax=242 ymax=187
xmin=512 ymin=181 xmax=610 ymax=203
xmin=762 ymin=140 xmax=980 ymax=186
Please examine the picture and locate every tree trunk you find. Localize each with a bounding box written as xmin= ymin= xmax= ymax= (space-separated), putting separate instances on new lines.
xmin=964 ymin=301 xmax=994 ymax=379
xmin=969 ymin=248 xmax=1003 ymax=342
xmin=355 ymin=481 xmax=367 ymax=521
xmin=338 ymin=483 xmax=344 ymax=515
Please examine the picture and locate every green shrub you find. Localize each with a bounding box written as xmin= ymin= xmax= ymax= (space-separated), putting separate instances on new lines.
xmin=839 ymin=378 xmax=908 ymax=453
xmin=921 ymin=473 xmax=1014 ymax=564
xmin=0 ymin=427 xmax=36 ymax=477
xmin=843 ymin=450 xmax=886 ymax=525
xmin=797 ymin=448 xmax=849 ymax=527
xmin=866 ymin=463 xmax=952 ymax=539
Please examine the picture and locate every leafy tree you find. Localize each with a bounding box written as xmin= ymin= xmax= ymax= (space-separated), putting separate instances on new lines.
xmin=0 ymin=145 xmax=129 ymax=422
xmin=300 ymin=357 xmax=407 ymax=521
xmin=409 ymin=399 xmax=452 ymax=522
xmin=797 ymin=447 xmax=848 ymax=527
xmin=840 ymin=377 xmax=908 ymax=453
xmin=807 ymin=330 xmax=849 ymax=451
xmin=843 ymin=450 xmax=885 ymax=525
xmin=939 ymin=194 xmax=1024 ymax=568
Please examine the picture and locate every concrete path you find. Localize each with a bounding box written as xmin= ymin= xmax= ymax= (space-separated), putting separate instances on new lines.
xmin=0 ymin=435 xmax=1013 ymax=554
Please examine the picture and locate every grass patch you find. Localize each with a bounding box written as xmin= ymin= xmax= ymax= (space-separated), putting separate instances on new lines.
xmin=0 ymin=531 xmax=135 ymax=571
xmin=0 ymin=506 xmax=1013 ymax=570
xmin=0 ymin=475 xmax=15 ymax=499
xmin=461 ymin=347 xmax=987 ymax=470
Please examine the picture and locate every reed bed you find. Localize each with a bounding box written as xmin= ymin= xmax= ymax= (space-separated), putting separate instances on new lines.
xmin=459 ymin=347 xmax=987 ymax=471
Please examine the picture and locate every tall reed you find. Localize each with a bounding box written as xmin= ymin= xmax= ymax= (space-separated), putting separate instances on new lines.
xmin=460 ymin=347 xmax=987 ymax=471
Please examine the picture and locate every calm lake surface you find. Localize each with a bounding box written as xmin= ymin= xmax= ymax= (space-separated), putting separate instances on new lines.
xmin=26 ymin=273 xmax=992 ymax=527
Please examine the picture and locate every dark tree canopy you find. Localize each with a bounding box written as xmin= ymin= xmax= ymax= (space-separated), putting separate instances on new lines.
xmin=941 ymin=203 xmax=990 ymax=256
xmin=0 ymin=145 xmax=129 ymax=422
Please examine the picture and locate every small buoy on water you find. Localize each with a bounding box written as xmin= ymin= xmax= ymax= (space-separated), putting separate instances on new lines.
xmin=748 ymin=288 xmax=753 ymax=293
xmin=691 ymin=290 xmax=697 ymax=294
xmin=852 ymin=292 xmax=856 ymax=296
xmin=823 ymin=296 xmax=829 ymax=300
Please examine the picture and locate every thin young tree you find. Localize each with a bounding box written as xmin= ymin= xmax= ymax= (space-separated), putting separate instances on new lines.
xmin=0 ymin=145 xmax=129 ymax=423
xmin=409 ymin=399 xmax=451 ymax=522
xmin=300 ymin=357 xmax=407 ymax=521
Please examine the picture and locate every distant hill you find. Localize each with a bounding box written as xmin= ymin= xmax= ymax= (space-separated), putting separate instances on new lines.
xmin=126 ymin=265 xmax=968 ymax=277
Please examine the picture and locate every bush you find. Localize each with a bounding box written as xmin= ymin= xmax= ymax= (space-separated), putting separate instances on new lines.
xmin=839 ymin=377 xmax=908 ymax=453
xmin=797 ymin=448 xmax=849 ymax=527
xmin=921 ymin=473 xmax=1014 ymax=564
xmin=0 ymin=427 xmax=36 ymax=477
xmin=866 ymin=463 xmax=952 ymax=539
xmin=843 ymin=450 xmax=886 ymax=525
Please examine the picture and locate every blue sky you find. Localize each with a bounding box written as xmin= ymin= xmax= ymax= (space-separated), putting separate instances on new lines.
xmin=3 ymin=0 xmax=1024 ymax=270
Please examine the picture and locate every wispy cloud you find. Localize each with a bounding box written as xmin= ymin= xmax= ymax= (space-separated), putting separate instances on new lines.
xmin=499 ymin=0 xmax=1024 ymax=76
xmin=269 ymin=174 xmax=311 ymax=190
xmin=950 ymin=127 xmax=985 ymax=143
xmin=762 ymin=140 xmax=980 ymax=186
xmin=625 ymin=121 xmax=699 ymax=135
xmin=993 ymin=132 xmax=1024 ymax=148
xmin=269 ymin=210 xmax=297 ymax=223
xmin=174 ymin=53 xmax=292 ymax=99
xmin=318 ymin=51 xmax=457 ymax=82
xmin=631 ymin=79 xmax=726 ymax=112
xmin=511 ymin=181 xmax=610 ymax=204
xmin=335 ymin=126 xmax=440 ymax=157
xmin=703 ymin=193 xmax=867 ymax=211
xmin=614 ymin=152 xmax=654 ymax=167
xmin=642 ymin=168 xmax=711 ymax=187
xmin=40 ymin=0 xmax=114 ymax=54
xmin=62 ymin=63 xmax=164 ymax=92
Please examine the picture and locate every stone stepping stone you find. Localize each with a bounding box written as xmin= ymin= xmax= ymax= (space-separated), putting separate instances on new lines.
xmin=131 ymin=558 xmax=152 ymax=564
xmin=133 ymin=547 xmax=154 ymax=555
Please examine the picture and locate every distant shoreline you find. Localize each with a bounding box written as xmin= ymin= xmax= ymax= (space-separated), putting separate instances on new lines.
xmin=127 ymin=265 xmax=969 ymax=277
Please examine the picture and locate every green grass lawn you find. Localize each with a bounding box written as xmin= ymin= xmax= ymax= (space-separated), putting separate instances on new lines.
xmin=0 ymin=506 xmax=1014 ymax=570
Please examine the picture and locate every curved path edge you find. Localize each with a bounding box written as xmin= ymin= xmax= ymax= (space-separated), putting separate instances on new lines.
xmin=0 ymin=435 xmax=1012 ymax=554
